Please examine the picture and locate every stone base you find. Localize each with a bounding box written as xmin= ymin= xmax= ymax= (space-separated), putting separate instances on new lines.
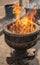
xmin=6 ymin=48 xmax=36 ymax=65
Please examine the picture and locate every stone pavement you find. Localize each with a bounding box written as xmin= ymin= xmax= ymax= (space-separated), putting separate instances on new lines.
xmin=0 ymin=34 xmax=11 ymax=65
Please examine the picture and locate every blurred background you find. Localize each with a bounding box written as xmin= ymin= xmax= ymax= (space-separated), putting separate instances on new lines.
xmin=0 ymin=0 xmax=40 ymax=19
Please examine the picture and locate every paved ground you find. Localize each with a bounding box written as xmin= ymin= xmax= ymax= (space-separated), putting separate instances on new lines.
xmin=0 ymin=34 xmax=10 ymax=65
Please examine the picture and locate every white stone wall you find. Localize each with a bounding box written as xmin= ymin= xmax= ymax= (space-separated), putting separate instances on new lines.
xmin=0 ymin=0 xmax=19 ymax=6
xmin=0 ymin=0 xmax=30 ymax=7
xmin=0 ymin=6 xmax=5 ymax=19
xmin=22 ymin=0 xmax=29 ymax=7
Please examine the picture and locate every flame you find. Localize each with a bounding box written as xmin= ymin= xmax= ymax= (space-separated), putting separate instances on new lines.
xmin=12 ymin=2 xmax=21 ymax=20
xmin=10 ymin=2 xmax=37 ymax=34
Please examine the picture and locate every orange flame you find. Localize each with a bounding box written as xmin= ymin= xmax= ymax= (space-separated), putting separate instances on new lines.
xmin=10 ymin=2 xmax=37 ymax=34
xmin=12 ymin=2 xmax=21 ymax=20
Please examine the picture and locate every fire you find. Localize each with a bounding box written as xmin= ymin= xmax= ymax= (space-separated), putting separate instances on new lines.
xmin=12 ymin=2 xmax=21 ymax=20
xmin=10 ymin=2 xmax=37 ymax=34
